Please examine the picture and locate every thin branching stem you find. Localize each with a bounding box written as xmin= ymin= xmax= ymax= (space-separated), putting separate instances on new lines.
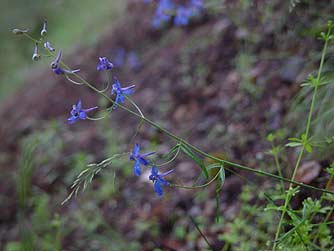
xmin=21 ymin=34 xmax=334 ymax=195
xmin=272 ymin=25 xmax=332 ymax=250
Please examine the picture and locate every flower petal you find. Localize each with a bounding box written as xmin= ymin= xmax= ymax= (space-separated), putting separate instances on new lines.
xmin=154 ymin=180 xmax=164 ymax=197
xmin=132 ymin=144 xmax=140 ymax=157
xmin=139 ymin=157 xmax=149 ymax=166
xmin=68 ymin=116 xmax=78 ymax=124
xmin=151 ymin=166 xmax=159 ymax=176
xmin=79 ymin=111 xmax=87 ymax=120
xmin=133 ymin=160 xmax=141 ymax=176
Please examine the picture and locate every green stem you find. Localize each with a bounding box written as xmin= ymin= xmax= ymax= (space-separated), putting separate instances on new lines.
xmin=272 ymin=27 xmax=331 ymax=250
xmin=172 ymin=169 xmax=220 ymax=189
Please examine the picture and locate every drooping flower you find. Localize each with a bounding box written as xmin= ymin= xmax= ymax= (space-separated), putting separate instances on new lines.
xmin=97 ymin=57 xmax=113 ymax=71
xmin=129 ymin=143 xmax=155 ymax=176
xmin=51 ymin=50 xmax=80 ymax=75
xmin=68 ymin=100 xmax=98 ymax=124
xmin=111 ymin=79 xmax=135 ymax=109
xmin=149 ymin=166 xmax=174 ymax=197
xmin=44 ymin=41 xmax=55 ymax=52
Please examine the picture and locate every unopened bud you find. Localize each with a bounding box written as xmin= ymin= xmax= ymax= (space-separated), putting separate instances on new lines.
xmin=44 ymin=41 xmax=55 ymax=52
xmin=32 ymin=43 xmax=41 ymax=61
xmin=40 ymin=20 xmax=47 ymax=36
xmin=12 ymin=28 xmax=29 ymax=35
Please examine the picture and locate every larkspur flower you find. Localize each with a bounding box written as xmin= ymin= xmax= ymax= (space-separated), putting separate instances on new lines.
xmin=67 ymin=100 xmax=98 ymax=124
xmin=97 ymin=57 xmax=113 ymax=71
xmin=174 ymin=5 xmax=192 ymax=26
xmin=111 ymin=79 xmax=135 ymax=109
xmin=149 ymin=166 xmax=174 ymax=197
xmin=51 ymin=50 xmax=80 ymax=75
xmin=129 ymin=143 xmax=155 ymax=176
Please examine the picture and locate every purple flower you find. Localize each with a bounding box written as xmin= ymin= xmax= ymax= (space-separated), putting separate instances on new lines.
xmin=130 ymin=143 xmax=155 ymax=176
xmin=51 ymin=50 xmax=80 ymax=75
xmin=149 ymin=166 xmax=174 ymax=197
xmin=97 ymin=57 xmax=113 ymax=71
xmin=111 ymin=79 xmax=135 ymax=109
xmin=68 ymin=100 xmax=98 ymax=124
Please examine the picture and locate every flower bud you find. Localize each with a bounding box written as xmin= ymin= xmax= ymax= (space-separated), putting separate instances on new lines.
xmin=32 ymin=43 xmax=41 ymax=61
xmin=40 ymin=20 xmax=47 ymax=36
xmin=44 ymin=41 xmax=55 ymax=52
xmin=12 ymin=28 xmax=29 ymax=35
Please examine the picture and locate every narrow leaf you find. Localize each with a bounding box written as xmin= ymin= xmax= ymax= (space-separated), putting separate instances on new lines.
xmin=180 ymin=144 xmax=208 ymax=178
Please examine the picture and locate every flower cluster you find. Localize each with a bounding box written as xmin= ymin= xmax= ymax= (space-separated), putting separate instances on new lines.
xmin=14 ymin=20 xmax=174 ymax=198
xmin=130 ymin=144 xmax=174 ymax=196
xmin=147 ymin=0 xmax=204 ymax=28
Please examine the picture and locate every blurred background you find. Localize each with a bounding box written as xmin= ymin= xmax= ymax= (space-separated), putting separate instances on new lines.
xmin=0 ymin=0 xmax=334 ymax=250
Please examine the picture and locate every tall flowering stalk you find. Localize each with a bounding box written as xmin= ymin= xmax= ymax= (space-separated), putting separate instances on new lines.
xmin=12 ymin=20 xmax=334 ymax=203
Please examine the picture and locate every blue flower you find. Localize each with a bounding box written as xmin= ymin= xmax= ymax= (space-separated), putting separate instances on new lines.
xmin=174 ymin=6 xmax=192 ymax=26
xmin=51 ymin=50 xmax=80 ymax=75
xmin=189 ymin=0 xmax=204 ymax=16
xmin=152 ymin=0 xmax=174 ymax=28
xmin=130 ymin=143 xmax=155 ymax=176
xmin=97 ymin=57 xmax=113 ymax=71
xmin=111 ymin=79 xmax=135 ymax=109
xmin=149 ymin=166 xmax=174 ymax=197
xmin=68 ymin=100 xmax=98 ymax=124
